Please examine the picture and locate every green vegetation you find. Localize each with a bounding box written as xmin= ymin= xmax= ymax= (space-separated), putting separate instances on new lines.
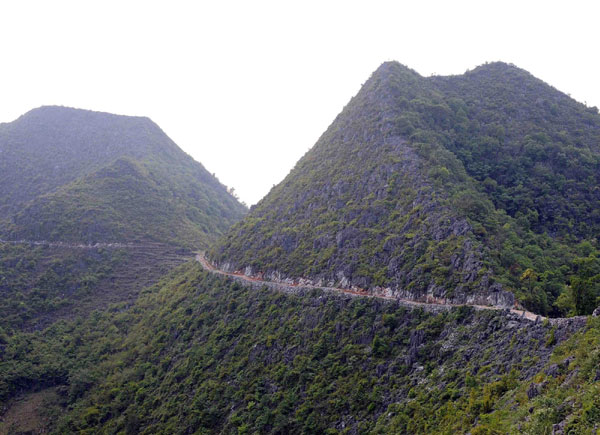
xmin=1 ymin=63 xmax=600 ymax=433
xmin=0 ymin=105 xmax=245 ymax=333
xmin=212 ymin=62 xmax=600 ymax=316
xmin=0 ymin=263 xmax=586 ymax=433
xmin=0 ymin=106 xmax=246 ymax=249
xmin=0 ymin=243 xmax=125 ymax=332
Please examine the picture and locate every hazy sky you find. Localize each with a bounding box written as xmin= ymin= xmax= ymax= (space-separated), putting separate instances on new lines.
xmin=2 ymin=1 xmax=599 ymax=205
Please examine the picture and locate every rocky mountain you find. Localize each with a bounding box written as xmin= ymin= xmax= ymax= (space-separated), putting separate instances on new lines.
xmin=2 ymin=65 xmax=600 ymax=435
xmin=211 ymin=62 xmax=600 ymax=316
xmin=0 ymin=106 xmax=247 ymax=248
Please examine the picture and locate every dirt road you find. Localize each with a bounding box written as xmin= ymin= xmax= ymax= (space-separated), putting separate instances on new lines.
xmin=195 ymin=253 xmax=544 ymax=322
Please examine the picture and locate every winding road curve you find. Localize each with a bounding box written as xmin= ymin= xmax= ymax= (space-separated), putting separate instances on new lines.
xmin=0 ymin=238 xmax=566 ymax=323
xmin=195 ymin=253 xmax=545 ymax=322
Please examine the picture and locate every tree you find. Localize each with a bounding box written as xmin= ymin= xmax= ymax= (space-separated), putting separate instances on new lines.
xmin=520 ymin=268 xmax=537 ymax=294
xmin=570 ymin=255 xmax=600 ymax=315
xmin=554 ymin=289 xmax=576 ymax=317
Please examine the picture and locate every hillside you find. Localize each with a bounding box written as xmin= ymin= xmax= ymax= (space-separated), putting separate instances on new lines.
xmin=0 ymin=106 xmax=246 ymax=331
xmin=0 ymin=242 xmax=187 ymax=333
xmin=1 ymin=65 xmax=600 ymax=434
xmin=211 ymin=62 xmax=600 ymax=316
xmin=0 ymin=262 xmax=591 ymax=434
xmin=0 ymin=106 xmax=247 ymax=248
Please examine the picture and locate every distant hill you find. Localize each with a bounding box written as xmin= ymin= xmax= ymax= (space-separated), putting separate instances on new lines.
xmin=0 ymin=106 xmax=247 ymax=248
xmin=0 ymin=106 xmax=246 ymax=331
xmin=211 ymin=62 xmax=600 ymax=316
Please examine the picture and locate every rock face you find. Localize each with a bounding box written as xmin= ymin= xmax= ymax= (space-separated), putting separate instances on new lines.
xmin=593 ymin=306 xmax=600 ymax=317
xmin=527 ymin=382 xmax=543 ymax=399
xmin=406 ymin=329 xmax=425 ymax=367
xmin=543 ymin=356 xmax=574 ymax=379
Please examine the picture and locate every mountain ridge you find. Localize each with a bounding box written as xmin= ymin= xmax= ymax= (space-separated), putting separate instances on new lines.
xmin=0 ymin=105 xmax=247 ymax=248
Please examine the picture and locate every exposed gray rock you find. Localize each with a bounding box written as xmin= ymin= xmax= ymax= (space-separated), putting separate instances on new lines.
xmin=552 ymin=420 xmax=566 ymax=435
xmin=527 ymin=382 xmax=542 ymax=399
xmin=545 ymin=363 xmax=561 ymax=378
xmin=405 ymin=329 xmax=425 ymax=367
xmin=561 ymin=356 xmax=575 ymax=369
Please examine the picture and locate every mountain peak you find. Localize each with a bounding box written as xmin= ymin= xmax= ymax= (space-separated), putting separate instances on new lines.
xmin=374 ymin=61 xmax=420 ymax=76
xmin=14 ymin=105 xmax=156 ymax=132
xmin=4 ymin=105 xmax=174 ymax=159
xmin=212 ymin=60 xmax=600 ymax=317
xmin=464 ymin=61 xmax=533 ymax=80
xmin=0 ymin=106 xmax=247 ymax=247
xmin=367 ymin=61 xmax=423 ymax=88
xmin=471 ymin=60 xmax=520 ymax=71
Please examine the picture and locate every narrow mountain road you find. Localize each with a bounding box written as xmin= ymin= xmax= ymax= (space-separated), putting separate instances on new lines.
xmin=195 ymin=253 xmax=544 ymax=322
xmin=0 ymin=238 xmax=166 ymax=249
xmin=0 ymin=238 xmax=554 ymax=323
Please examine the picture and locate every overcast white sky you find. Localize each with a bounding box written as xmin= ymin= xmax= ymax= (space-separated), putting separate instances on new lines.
xmin=1 ymin=1 xmax=599 ymax=205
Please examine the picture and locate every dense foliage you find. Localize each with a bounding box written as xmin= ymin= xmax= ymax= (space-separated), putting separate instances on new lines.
xmin=0 ymin=263 xmax=588 ymax=434
xmin=432 ymin=64 xmax=600 ymax=239
xmin=2 ymin=64 xmax=600 ymax=434
xmin=0 ymin=242 xmax=191 ymax=334
xmin=0 ymin=106 xmax=246 ymax=248
xmin=0 ymin=243 xmax=125 ymax=332
xmin=212 ymin=62 xmax=600 ymax=316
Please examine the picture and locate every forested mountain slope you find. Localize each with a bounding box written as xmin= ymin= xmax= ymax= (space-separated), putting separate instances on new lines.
xmin=430 ymin=63 xmax=600 ymax=239
xmin=0 ymin=106 xmax=246 ymax=248
xmin=0 ymin=106 xmax=246 ymax=331
xmin=0 ymin=262 xmax=591 ymax=434
xmin=211 ymin=62 xmax=600 ymax=316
